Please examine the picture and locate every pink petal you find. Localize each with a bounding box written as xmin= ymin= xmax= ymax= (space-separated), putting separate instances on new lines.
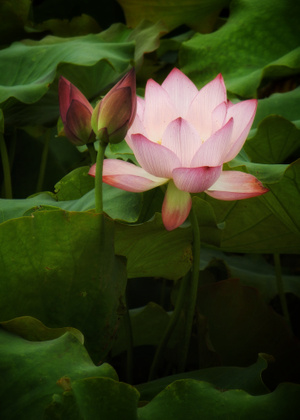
xmin=206 ymin=170 xmax=269 ymax=200
xmin=224 ymin=99 xmax=257 ymax=162
xmin=162 ymin=180 xmax=192 ymax=231
xmin=172 ymin=165 xmax=222 ymax=193
xmin=187 ymin=74 xmax=227 ymax=140
xmin=161 ymin=68 xmax=198 ymax=117
xmin=191 ymin=119 xmax=233 ymax=167
xmin=89 ymin=159 xmax=168 ymax=192
xmin=143 ymin=79 xmax=178 ymax=141
xmin=125 ymin=112 xmax=147 ymax=150
xmin=211 ymin=102 xmax=227 ymax=133
xmin=162 ymin=118 xmax=202 ymax=166
xmin=66 ymin=100 xmax=93 ymax=140
xmin=131 ymin=133 xmax=181 ymax=178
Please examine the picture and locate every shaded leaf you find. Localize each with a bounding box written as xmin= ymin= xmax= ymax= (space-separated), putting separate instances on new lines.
xmin=196 ymin=279 xmax=300 ymax=384
xmin=138 ymin=380 xmax=300 ymax=420
xmin=31 ymin=14 xmax=101 ymax=37
xmin=137 ymin=354 xmax=270 ymax=400
xmin=202 ymin=160 xmax=300 ymax=254
xmin=199 ymin=248 xmax=300 ymax=302
xmin=112 ymin=302 xmax=170 ymax=357
xmin=0 ymin=211 xmax=127 ymax=361
xmin=0 ymin=0 xmax=31 ymax=45
xmin=118 ymin=0 xmax=230 ymax=33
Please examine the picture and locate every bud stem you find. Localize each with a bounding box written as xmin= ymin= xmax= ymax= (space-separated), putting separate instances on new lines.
xmin=94 ymin=135 xmax=108 ymax=214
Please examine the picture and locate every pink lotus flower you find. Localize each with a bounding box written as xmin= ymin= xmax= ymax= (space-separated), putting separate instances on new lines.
xmin=89 ymin=68 xmax=268 ymax=230
xmin=91 ymin=68 xmax=136 ymax=144
xmin=59 ymin=77 xmax=94 ymax=146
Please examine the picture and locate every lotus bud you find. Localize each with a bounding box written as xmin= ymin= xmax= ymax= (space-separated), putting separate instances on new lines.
xmin=91 ymin=68 xmax=136 ymax=144
xmin=58 ymin=76 xmax=95 ymax=146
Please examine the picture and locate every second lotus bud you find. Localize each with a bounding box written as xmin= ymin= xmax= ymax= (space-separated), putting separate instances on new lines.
xmin=91 ymin=68 xmax=136 ymax=144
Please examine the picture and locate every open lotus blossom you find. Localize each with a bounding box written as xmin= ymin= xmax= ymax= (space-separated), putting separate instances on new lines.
xmin=89 ymin=68 xmax=268 ymax=231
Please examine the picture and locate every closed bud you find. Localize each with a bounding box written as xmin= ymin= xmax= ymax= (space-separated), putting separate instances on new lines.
xmin=91 ymin=68 xmax=136 ymax=144
xmin=58 ymin=76 xmax=95 ymax=146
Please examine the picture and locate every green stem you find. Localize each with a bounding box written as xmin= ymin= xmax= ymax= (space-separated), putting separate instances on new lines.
xmin=0 ymin=132 xmax=13 ymax=198
xmin=148 ymin=271 xmax=190 ymax=381
xmin=124 ymin=299 xmax=134 ymax=384
xmin=94 ymin=137 xmax=108 ymax=214
xmin=87 ymin=142 xmax=97 ymax=164
xmin=177 ymin=204 xmax=201 ymax=373
xmin=36 ymin=130 xmax=51 ymax=193
xmin=274 ymin=253 xmax=290 ymax=324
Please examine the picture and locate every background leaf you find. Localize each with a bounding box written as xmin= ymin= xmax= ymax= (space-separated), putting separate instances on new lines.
xmin=180 ymin=0 xmax=300 ymax=97
xmin=245 ymin=116 xmax=300 ymax=164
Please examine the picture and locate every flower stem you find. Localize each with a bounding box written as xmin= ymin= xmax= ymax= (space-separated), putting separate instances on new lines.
xmin=177 ymin=203 xmax=201 ymax=372
xmin=148 ymin=271 xmax=190 ymax=381
xmin=87 ymin=142 xmax=97 ymax=164
xmin=0 ymin=132 xmax=13 ymax=198
xmin=94 ymin=137 xmax=107 ymax=214
xmin=273 ymin=253 xmax=290 ymax=324
xmin=36 ymin=130 xmax=51 ymax=193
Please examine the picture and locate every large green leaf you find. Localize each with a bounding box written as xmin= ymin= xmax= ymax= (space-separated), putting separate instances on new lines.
xmin=0 ymin=30 xmax=134 ymax=105
xmin=0 ymin=323 xmax=118 ymax=420
xmin=180 ymin=0 xmax=300 ymax=97
xmin=1 ymin=21 xmax=164 ymax=126
xmin=138 ymin=380 xmax=300 ymax=420
xmin=0 ymin=211 xmax=127 ymax=361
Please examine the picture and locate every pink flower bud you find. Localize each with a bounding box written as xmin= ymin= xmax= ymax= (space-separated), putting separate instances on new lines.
xmin=59 ymin=77 xmax=95 ymax=146
xmin=91 ymin=68 xmax=136 ymax=144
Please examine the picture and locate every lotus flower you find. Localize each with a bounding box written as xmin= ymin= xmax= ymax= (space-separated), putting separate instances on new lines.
xmin=91 ymin=68 xmax=136 ymax=144
xmin=58 ymin=77 xmax=94 ymax=146
xmin=89 ymin=68 xmax=268 ymax=230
